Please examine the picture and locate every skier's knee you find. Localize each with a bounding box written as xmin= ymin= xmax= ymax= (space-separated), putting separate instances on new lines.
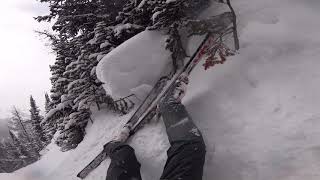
xmin=197 ymin=138 xmax=206 ymax=153
xmin=159 ymin=98 xmax=178 ymax=113
xmin=104 ymin=141 xmax=125 ymax=154
xmin=159 ymin=99 xmax=186 ymax=117
xmin=188 ymin=139 xmax=206 ymax=157
xmin=104 ymin=142 xmax=135 ymax=159
xmin=172 ymin=139 xmax=206 ymax=160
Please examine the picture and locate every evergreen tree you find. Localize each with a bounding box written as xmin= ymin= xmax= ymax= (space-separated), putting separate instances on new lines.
xmin=42 ymin=93 xmax=57 ymax=143
xmin=0 ymin=139 xmax=21 ymax=171
xmin=8 ymin=107 xmax=39 ymax=159
xmin=0 ymin=141 xmax=8 ymax=172
xmin=36 ymin=0 xmax=130 ymax=150
xmin=29 ymin=96 xmax=47 ymax=150
xmin=43 ymin=36 xmax=75 ymax=144
xmin=45 ymin=92 xmax=53 ymax=113
xmin=9 ymin=131 xmax=30 ymax=159
xmin=1 ymin=138 xmax=18 ymax=160
xmin=0 ymin=137 xmax=36 ymax=172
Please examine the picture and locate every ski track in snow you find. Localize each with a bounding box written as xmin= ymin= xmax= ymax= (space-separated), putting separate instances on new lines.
xmin=6 ymin=0 xmax=320 ymax=179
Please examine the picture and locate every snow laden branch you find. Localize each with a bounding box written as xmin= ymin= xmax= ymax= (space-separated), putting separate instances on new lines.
xmin=185 ymin=12 xmax=234 ymax=36
xmin=226 ymin=0 xmax=240 ymax=50
xmin=211 ymin=0 xmax=239 ymax=50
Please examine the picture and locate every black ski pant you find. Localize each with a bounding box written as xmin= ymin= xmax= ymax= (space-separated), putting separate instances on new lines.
xmin=105 ymin=100 xmax=206 ymax=180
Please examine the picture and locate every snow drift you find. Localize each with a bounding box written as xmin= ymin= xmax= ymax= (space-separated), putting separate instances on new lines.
xmin=96 ymin=30 xmax=172 ymax=99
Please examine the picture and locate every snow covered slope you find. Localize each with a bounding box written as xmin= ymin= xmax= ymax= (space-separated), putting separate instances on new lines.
xmin=6 ymin=0 xmax=320 ymax=180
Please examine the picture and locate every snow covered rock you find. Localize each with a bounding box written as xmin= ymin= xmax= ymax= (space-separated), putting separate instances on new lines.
xmin=96 ymin=30 xmax=172 ymax=99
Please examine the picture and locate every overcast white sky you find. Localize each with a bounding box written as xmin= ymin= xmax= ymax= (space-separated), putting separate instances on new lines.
xmin=0 ymin=0 xmax=54 ymax=120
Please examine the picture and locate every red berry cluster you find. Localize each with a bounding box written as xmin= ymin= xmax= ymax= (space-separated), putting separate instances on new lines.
xmin=203 ymin=43 xmax=234 ymax=70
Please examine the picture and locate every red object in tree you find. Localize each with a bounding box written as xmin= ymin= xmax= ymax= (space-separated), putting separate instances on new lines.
xmin=203 ymin=43 xmax=233 ymax=70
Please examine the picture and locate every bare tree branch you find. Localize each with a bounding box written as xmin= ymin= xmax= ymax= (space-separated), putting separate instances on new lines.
xmin=226 ymin=0 xmax=240 ymax=50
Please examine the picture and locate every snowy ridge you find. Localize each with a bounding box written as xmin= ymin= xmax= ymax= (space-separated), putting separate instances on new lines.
xmin=5 ymin=0 xmax=320 ymax=180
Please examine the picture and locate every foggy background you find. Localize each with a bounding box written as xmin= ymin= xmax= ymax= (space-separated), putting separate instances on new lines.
xmin=0 ymin=0 xmax=54 ymax=138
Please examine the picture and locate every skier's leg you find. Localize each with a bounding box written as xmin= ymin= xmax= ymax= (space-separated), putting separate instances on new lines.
xmin=158 ymin=74 xmax=206 ymax=180
xmin=104 ymin=142 xmax=142 ymax=180
xmin=159 ymin=99 xmax=204 ymax=143
xmin=159 ymin=100 xmax=206 ymax=180
xmin=159 ymin=73 xmax=204 ymax=143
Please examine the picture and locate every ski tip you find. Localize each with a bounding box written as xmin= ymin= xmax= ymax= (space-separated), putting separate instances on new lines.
xmin=77 ymin=170 xmax=87 ymax=179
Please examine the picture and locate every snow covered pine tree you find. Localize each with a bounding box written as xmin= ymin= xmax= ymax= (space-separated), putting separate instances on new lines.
xmin=29 ymin=96 xmax=47 ymax=151
xmin=36 ymin=0 xmax=140 ymax=151
xmin=8 ymin=108 xmax=38 ymax=157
